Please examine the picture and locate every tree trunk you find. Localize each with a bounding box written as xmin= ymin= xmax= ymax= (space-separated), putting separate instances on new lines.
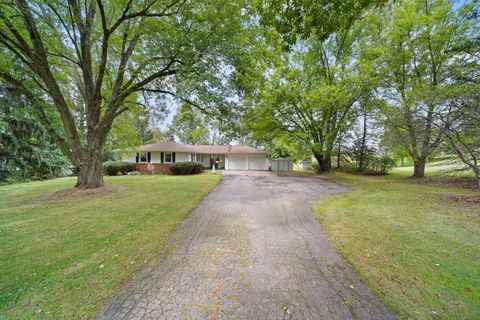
xmin=413 ymin=156 xmax=427 ymax=178
xmin=474 ymin=167 xmax=480 ymax=189
xmin=358 ymin=110 xmax=368 ymax=172
xmin=75 ymin=148 xmax=104 ymax=189
xmin=337 ymin=135 xmax=342 ymax=169
xmin=314 ymin=153 xmax=331 ymax=173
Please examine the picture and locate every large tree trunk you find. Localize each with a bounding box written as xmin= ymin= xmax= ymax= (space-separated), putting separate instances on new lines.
xmin=75 ymin=147 xmax=104 ymax=189
xmin=314 ymin=152 xmax=331 ymax=173
xmin=412 ymin=156 xmax=427 ymax=178
xmin=473 ymin=167 xmax=480 ymax=189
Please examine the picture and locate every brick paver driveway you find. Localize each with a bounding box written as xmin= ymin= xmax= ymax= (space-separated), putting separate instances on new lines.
xmin=100 ymin=175 xmax=395 ymax=320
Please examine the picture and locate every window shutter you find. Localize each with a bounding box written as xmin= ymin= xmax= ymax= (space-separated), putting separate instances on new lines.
xmin=135 ymin=153 xmax=139 ymax=163
xmin=147 ymin=152 xmax=151 ymax=163
xmin=172 ymin=152 xmax=176 ymax=163
xmin=160 ymin=152 xmax=164 ymax=163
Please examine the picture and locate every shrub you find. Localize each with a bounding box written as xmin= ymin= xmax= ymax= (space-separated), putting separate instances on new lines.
xmin=361 ymin=155 xmax=396 ymax=175
xmin=170 ymin=162 xmax=204 ymax=175
xmin=376 ymin=155 xmax=396 ymax=174
xmin=103 ymin=161 xmax=136 ymax=176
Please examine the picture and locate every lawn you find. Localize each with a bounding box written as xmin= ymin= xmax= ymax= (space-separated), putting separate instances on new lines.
xmin=392 ymin=158 xmax=475 ymax=180
xmin=315 ymin=172 xmax=480 ymax=319
xmin=0 ymin=173 xmax=222 ymax=319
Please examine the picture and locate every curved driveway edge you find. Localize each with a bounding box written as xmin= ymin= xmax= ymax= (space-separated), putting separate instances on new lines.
xmin=100 ymin=175 xmax=395 ymax=319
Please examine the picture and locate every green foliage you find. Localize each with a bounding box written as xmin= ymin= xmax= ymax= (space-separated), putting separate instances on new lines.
xmin=103 ymin=161 xmax=136 ymax=176
xmin=169 ymin=104 xmax=209 ymax=145
xmin=0 ymin=86 xmax=70 ymax=182
xmin=267 ymin=136 xmax=310 ymax=162
xmin=259 ymin=0 xmax=382 ymax=46
xmin=269 ymin=145 xmax=293 ymax=160
xmin=243 ymin=22 xmax=372 ymax=171
xmin=366 ymin=0 xmax=477 ymax=176
xmin=369 ymin=155 xmax=396 ymax=174
xmin=170 ymin=162 xmax=205 ymax=175
xmin=339 ymin=153 xmax=396 ymax=175
xmin=0 ymin=0 xmax=253 ymax=186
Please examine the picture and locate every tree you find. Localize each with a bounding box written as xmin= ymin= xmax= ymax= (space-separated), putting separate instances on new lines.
xmin=441 ymin=86 xmax=480 ymax=187
xmin=371 ymin=0 xmax=472 ymax=177
xmin=0 ymin=0 xmax=245 ymax=188
xmin=0 ymin=85 xmax=70 ymax=181
xmin=237 ymin=0 xmax=381 ymax=173
xmin=244 ymin=23 xmax=372 ymax=172
xmin=259 ymin=0 xmax=382 ymax=46
xmin=169 ymin=103 xmax=209 ymax=145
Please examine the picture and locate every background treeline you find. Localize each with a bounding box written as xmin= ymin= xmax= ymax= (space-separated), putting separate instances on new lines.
xmin=0 ymin=0 xmax=478 ymax=187
xmin=238 ymin=0 xmax=479 ymax=186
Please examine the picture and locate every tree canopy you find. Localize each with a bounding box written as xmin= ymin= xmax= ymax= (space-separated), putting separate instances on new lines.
xmin=0 ymin=0 xmax=478 ymax=186
xmin=0 ymin=0 xmax=249 ymax=187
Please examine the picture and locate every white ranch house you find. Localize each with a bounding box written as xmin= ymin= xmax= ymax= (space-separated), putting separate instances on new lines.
xmin=122 ymin=141 xmax=270 ymax=173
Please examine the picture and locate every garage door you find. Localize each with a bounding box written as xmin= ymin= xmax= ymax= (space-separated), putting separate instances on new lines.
xmin=228 ymin=155 xmax=247 ymax=170
xmin=248 ymin=156 xmax=266 ymax=170
xmin=227 ymin=155 xmax=267 ymax=170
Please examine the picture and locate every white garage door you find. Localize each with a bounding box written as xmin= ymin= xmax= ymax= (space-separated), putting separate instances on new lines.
xmin=228 ymin=155 xmax=247 ymax=170
xmin=248 ymin=156 xmax=266 ymax=170
xmin=227 ymin=155 xmax=267 ymax=170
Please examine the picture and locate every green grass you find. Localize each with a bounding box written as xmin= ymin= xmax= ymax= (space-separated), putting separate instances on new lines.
xmin=315 ymin=173 xmax=480 ymax=320
xmin=0 ymin=173 xmax=222 ymax=319
xmin=392 ymin=158 xmax=475 ymax=180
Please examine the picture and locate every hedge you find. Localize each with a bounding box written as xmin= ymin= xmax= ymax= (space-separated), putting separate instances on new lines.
xmin=170 ymin=162 xmax=204 ymax=175
xmin=103 ymin=161 xmax=137 ymax=176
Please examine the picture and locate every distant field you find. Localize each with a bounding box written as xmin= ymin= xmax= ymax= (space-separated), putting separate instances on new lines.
xmin=0 ymin=174 xmax=222 ymax=319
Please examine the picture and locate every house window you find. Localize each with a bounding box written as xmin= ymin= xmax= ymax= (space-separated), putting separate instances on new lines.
xmin=165 ymin=152 xmax=172 ymax=163
xmin=139 ymin=152 xmax=147 ymax=163
xmin=190 ymin=153 xmax=204 ymax=163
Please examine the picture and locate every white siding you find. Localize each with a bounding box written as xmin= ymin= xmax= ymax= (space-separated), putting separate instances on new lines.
xmin=122 ymin=151 xmax=267 ymax=170
xmin=175 ymin=152 xmax=191 ymax=162
xmin=150 ymin=151 xmax=161 ymax=163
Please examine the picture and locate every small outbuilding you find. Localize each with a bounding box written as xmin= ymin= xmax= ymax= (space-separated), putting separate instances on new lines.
xmin=270 ymin=158 xmax=293 ymax=171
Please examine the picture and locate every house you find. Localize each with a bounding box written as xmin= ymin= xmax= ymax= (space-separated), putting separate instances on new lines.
xmin=122 ymin=140 xmax=270 ymax=174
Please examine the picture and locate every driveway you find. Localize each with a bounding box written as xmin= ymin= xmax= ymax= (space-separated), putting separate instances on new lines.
xmin=222 ymin=170 xmax=275 ymax=176
xmin=100 ymin=175 xmax=394 ymax=320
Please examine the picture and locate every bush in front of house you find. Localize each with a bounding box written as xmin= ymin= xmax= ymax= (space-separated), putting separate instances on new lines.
xmin=103 ymin=161 xmax=137 ymax=176
xmin=170 ymin=162 xmax=204 ymax=175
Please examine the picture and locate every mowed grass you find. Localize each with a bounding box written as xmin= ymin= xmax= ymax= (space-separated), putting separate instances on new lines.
xmin=315 ymin=173 xmax=480 ymax=319
xmin=0 ymin=174 xmax=222 ymax=319
xmin=392 ymin=158 xmax=475 ymax=180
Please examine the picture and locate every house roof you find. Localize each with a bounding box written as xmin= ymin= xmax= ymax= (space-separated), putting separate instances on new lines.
xmin=139 ymin=141 xmax=194 ymax=153
xmin=139 ymin=141 xmax=269 ymax=155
